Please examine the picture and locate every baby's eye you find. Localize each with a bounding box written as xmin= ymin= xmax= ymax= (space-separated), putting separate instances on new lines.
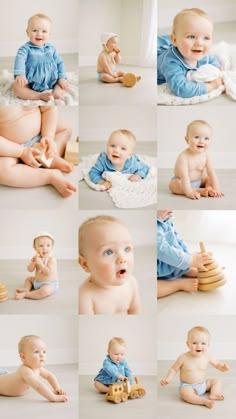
xmin=124 ymin=246 xmax=132 ymax=253
xmin=34 ymin=350 xmax=40 ymax=353
xmin=204 ymin=137 xmax=209 ymax=141
xmin=121 ymin=147 xmax=126 ymax=151
xmin=188 ymin=35 xmax=195 ymax=39
xmin=194 ymin=136 xmax=199 ymax=139
xmin=104 ymin=249 xmax=113 ymax=256
xmin=204 ymin=36 xmax=210 ymax=41
xmin=110 ymin=144 xmax=115 ymax=148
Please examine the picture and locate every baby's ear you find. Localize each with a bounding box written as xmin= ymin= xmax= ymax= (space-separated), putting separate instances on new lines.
xmin=78 ymin=255 xmax=90 ymax=272
xmin=185 ymin=135 xmax=189 ymax=144
xmin=170 ymin=33 xmax=177 ymax=46
xmin=186 ymin=341 xmax=190 ymax=348
xmin=19 ymin=352 xmax=25 ymax=362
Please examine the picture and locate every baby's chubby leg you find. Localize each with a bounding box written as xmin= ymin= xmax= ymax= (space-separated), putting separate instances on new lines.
xmin=15 ymin=276 xmax=34 ymax=300
xmin=20 ymin=284 xmax=55 ymax=300
xmin=207 ymin=378 xmax=224 ymax=400
xmin=180 ymin=386 xmax=214 ymax=409
xmin=101 ymin=73 xmax=123 ymax=83
xmin=157 ymin=278 xmax=198 ymax=298
xmin=13 ymin=82 xmax=52 ymax=102
xmin=94 ymin=381 xmax=110 ymax=393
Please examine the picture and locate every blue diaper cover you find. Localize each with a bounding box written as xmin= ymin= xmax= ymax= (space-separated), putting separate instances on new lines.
xmin=179 ymin=380 xmax=207 ymax=396
xmin=171 ymin=176 xmax=202 ymax=189
xmin=33 ymin=280 xmax=59 ymax=292
xmin=23 ymin=134 xmax=41 ymax=148
xmin=0 ymin=369 xmax=9 ymax=375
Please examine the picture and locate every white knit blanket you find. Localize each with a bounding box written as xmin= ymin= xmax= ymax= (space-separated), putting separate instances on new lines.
xmin=0 ymin=70 xmax=78 ymax=105
xmin=78 ymin=154 xmax=157 ymax=208
xmin=157 ymin=41 xmax=236 ymax=105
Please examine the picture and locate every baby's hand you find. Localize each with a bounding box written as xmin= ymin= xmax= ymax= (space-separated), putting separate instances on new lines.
xmin=206 ymin=77 xmax=224 ymax=93
xmin=160 ymin=378 xmax=169 ymax=386
xmin=58 ymin=78 xmax=68 ymax=90
xmin=98 ymin=180 xmax=112 ymax=190
xmin=191 ymin=252 xmax=213 ymax=271
xmin=15 ymin=75 xmax=28 ymax=86
xmin=54 ymin=388 xmax=67 ymax=395
xmin=40 ymin=137 xmax=58 ymax=159
xmin=129 ymin=174 xmax=142 ymax=182
xmin=185 ymin=189 xmax=201 ymax=200
xmin=218 ymin=363 xmax=229 ymax=372
xmin=113 ymin=48 xmax=120 ymax=54
xmin=117 ymin=375 xmax=128 ymax=381
xmin=20 ymin=147 xmax=42 ymax=168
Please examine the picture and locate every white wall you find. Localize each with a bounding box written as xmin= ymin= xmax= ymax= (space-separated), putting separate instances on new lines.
xmin=58 ymin=107 xmax=78 ymax=139
xmin=79 ymin=0 xmax=143 ymax=65
xmin=0 ymin=211 xmax=79 ymax=259
xmin=80 ymin=105 xmax=157 ymax=142
xmin=158 ymin=0 xmax=236 ymax=30
xmin=0 ymin=0 xmax=78 ymax=56
xmin=157 ymin=107 xmax=236 ymax=168
xmin=0 ymin=315 xmax=77 ymax=366
xmin=79 ymin=315 xmax=157 ymax=374
xmin=158 ymin=314 xmax=236 ymax=359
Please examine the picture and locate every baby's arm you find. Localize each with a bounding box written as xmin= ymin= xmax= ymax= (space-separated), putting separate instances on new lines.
xmin=175 ymin=154 xmax=201 ymax=199
xmin=40 ymin=367 xmax=66 ymax=395
xmin=20 ymin=366 xmax=67 ymax=402
xmin=209 ymin=358 xmax=230 ymax=372
xmin=40 ymin=107 xmax=58 ymax=158
xmin=190 ymin=252 xmax=213 ymax=271
xmin=89 ymin=153 xmax=112 ymax=189
xmin=79 ymin=283 xmax=95 ymax=314
xmin=129 ymin=157 xmax=150 ymax=182
xmin=127 ymin=276 xmax=142 ymax=314
xmin=35 ymin=256 xmax=57 ymax=276
xmin=0 ymin=134 xmax=40 ymax=166
xmin=205 ymin=155 xmax=224 ymax=197
xmin=14 ymin=46 xmax=28 ymax=84
xmin=27 ymin=257 xmax=37 ymax=272
xmin=160 ymin=355 xmax=183 ymax=385
xmin=99 ymin=54 xmax=114 ymax=76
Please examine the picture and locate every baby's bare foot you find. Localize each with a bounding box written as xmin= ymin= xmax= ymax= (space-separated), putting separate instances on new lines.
xmin=54 ymin=394 xmax=68 ymax=402
xmin=209 ymin=393 xmax=224 ymax=400
xmin=51 ymin=171 xmax=77 ymax=197
xmin=204 ymin=399 xmax=214 ymax=408
xmin=15 ymin=288 xmax=27 ymax=300
xmin=180 ymin=278 xmax=198 ymax=293
xmin=39 ymin=92 xmax=53 ymax=102
xmin=51 ymin=157 xmax=73 ymax=173
xmin=136 ymin=76 xmax=141 ymax=81
xmin=199 ymin=188 xmax=209 ymax=197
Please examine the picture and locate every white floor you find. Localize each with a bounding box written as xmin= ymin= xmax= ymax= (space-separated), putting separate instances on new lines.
xmin=79 ymin=375 xmax=157 ymax=419
xmin=79 ymin=65 xmax=156 ymax=106
xmin=0 ymin=364 xmax=78 ymax=419
xmin=0 ymin=260 xmax=78 ymax=315
xmin=157 ymin=243 xmax=236 ymax=316
xmin=158 ymin=169 xmax=236 ymax=210
xmin=157 ymin=360 xmax=236 ymax=419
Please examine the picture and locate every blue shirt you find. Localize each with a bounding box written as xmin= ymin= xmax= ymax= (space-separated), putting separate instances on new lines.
xmin=94 ymin=355 xmax=135 ymax=385
xmin=157 ymin=35 xmax=220 ymax=98
xmin=157 ymin=216 xmax=191 ymax=278
xmin=14 ymin=41 xmax=67 ymax=91
xmin=89 ymin=150 xmax=150 ymax=183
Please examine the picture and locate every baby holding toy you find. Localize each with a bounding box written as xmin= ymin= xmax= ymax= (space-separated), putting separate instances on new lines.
xmin=94 ymin=337 xmax=135 ymax=393
xmin=160 ymin=326 xmax=229 ymax=409
xmin=157 ymin=210 xmax=213 ymax=298
xmin=78 ymin=215 xmax=142 ymax=314
xmin=169 ymin=120 xmax=224 ymax=200
xmin=0 ymin=106 xmax=76 ymax=197
xmin=89 ymin=129 xmax=150 ymax=190
xmin=15 ymin=232 xmax=58 ymax=300
xmin=0 ymin=335 xmax=67 ymax=402
xmin=13 ymin=14 xmax=68 ymax=101
xmin=157 ymin=8 xmax=224 ymax=98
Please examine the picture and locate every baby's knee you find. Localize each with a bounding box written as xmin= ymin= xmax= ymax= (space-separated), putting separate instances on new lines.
xmin=38 ymin=285 xmax=54 ymax=298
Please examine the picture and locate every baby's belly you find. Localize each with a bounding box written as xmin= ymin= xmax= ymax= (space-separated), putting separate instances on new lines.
xmin=180 ymin=370 xmax=206 ymax=384
xmin=189 ymin=169 xmax=204 ymax=181
xmin=0 ymin=106 xmax=41 ymax=143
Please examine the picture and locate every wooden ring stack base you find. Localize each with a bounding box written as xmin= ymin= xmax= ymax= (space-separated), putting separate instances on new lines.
xmin=123 ymin=73 xmax=137 ymax=87
xmin=0 ymin=283 xmax=8 ymax=302
xmin=198 ymin=242 xmax=226 ymax=291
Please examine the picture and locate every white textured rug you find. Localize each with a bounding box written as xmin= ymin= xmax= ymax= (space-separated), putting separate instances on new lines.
xmin=78 ymin=154 xmax=157 ymax=208
xmin=157 ymin=41 xmax=236 ymax=105
xmin=0 ymin=70 xmax=78 ymax=105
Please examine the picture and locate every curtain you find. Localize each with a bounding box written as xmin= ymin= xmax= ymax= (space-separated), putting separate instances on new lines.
xmin=139 ymin=0 xmax=157 ymax=66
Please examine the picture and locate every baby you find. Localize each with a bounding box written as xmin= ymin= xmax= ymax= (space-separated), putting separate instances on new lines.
xmin=13 ymin=14 xmax=68 ymax=101
xmin=169 ymin=120 xmax=224 ymax=200
xmin=89 ymin=129 xmax=150 ymax=190
xmin=94 ymin=337 xmax=135 ymax=393
xmin=0 ymin=106 xmax=77 ymax=197
xmin=0 ymin=335 xmax=67 ymax=402
xmin=15 ymin=232 xmax=58 ymax=300
xmin=157 ymin=8 xmax=223 ymax=98
xmin=78 ymin=215 xmax=142 ymax=314
xmin=160 ymin=326 xmax=229 ymax=409
xmin=157 ymin=210 xmax=213 ymax=298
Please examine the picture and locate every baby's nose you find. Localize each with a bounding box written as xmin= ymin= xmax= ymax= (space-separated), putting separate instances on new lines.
xmin=116 ymin=254 xmax=126 ymax=264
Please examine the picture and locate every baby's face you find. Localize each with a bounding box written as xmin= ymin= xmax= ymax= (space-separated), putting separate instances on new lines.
xmin=34 ymin=236 xmax=53 ymax=258
xmin=108 ymin=343 xmax=126 ymax=364
xmin=171 ymin=14 xmax=213 ymax=66
xmin=187 ymin=331 xmax=209 ymax=356
xmin=27 ymin=18 xmax=51 ymax=46
xmin=107 ymin=133 xmax=134 ymax=167
xmin=185 ymin=124 xmax=211 ymax=153
xmin=106 ymin=36 xmax=118 ymax=52
xmin=82 ymin=222 xmax=134 ymax=287
xmin=157 ymin=210 xmax=173 ymax=221
xmin=20 ymin=338 xmax=47 ymax=369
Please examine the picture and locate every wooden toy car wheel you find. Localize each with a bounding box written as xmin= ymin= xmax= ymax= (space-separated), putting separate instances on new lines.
xmin=138 ymin=388 xmax=146 ymax=397
xmin=113 ymin=395 xmax=121 ymax=404
xmin=130 ymin=390 xmax=138 ymax=399
xmin=121 ymin=393 xmax=128 ymax=402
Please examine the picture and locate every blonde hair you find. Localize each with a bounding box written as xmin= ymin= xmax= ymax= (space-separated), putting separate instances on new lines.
xmin=172 ymin=8 xmax=212 ymax=34
xmin=186 ymin=120 xmax=212 ymax=137
xmin=109 ymin=129 xmax=136 ymax=146
xmin=108 ymin=337 xmax=127 ymax=352
xmin=27 ymin=14 xmax=52 ymax=29
xmin=187 ymin=326 xmax=210 ymax=341
xmin=79 ymin=215 xmax=127 ymax=257
xmin=18 ymin=335 xmax=41 ymax=354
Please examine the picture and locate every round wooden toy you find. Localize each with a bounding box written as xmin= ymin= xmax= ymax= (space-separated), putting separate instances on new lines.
xmin=0 ymin=283 xmax=8 ymax=302
xmin=123 ymin=73 xmax=137 ymax=87
xmin=197 ymin=242 xmax=226 ymax=291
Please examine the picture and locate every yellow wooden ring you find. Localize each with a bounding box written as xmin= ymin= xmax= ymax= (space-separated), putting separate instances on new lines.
xmin=123 ymin=73 xmax=137 ymax=87
xmin=198 ymin=277 xmax=226 ymax=291
xmin=198 ymin=262 xmax=218 ymax=272
xmin=198 ymin=268 xmax=221 ymax=278
xmin=198 ymin=272 xmax=224 ymax=284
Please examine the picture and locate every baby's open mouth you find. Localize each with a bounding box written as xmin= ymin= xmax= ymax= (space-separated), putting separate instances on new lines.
xmin=112 ymin=155 xmax=119 ymax=159
xmin=196 ymin=349 xmax=202 ymax=352
xmin=116 ymin=268 xmax=127 ymax=278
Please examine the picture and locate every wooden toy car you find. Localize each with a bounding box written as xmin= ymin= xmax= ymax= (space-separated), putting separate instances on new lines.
xmin=105 ymin=376 xmax=146 ymax=404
